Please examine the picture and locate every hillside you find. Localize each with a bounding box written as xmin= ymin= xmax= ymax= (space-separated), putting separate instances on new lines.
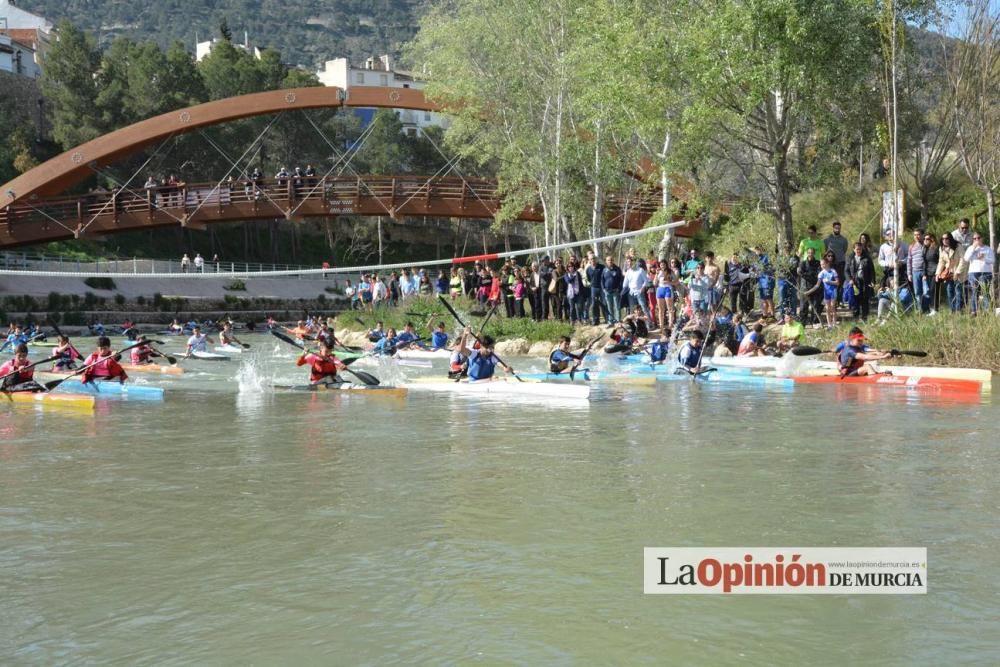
xmin=20 ymin=0 xmax=425 ymax=68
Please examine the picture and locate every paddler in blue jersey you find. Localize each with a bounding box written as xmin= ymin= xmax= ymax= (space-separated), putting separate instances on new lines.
xmin=648 ymin=333 xmax=671 ymax=364
xmin=427 ymin=318 xmax=449 ymax=350
xmin=455 ymin=327 xmax=514 ymax=381
xmin=676 ymin=330 xmax=706 ymax=372
xmin=367 ymin=321 xmax=386 ymax=342
xmin=838 ymin=327 xmax=892 ymax=377
xmin=394 ymin=322 xmax=420 ymax=349
xmin=548 ymin=336 xmax=584 ymax=373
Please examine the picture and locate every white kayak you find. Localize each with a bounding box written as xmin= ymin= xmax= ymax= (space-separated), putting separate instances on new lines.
xmin=214 ymin=344 xmax=244 ymax=354
xmin=405 ymin=376 xmax=590 ymax=400
xmin=395 ymin=348 xmax=451 ymax=360
xmin=189 ymin=350 xmax=230 ymax=361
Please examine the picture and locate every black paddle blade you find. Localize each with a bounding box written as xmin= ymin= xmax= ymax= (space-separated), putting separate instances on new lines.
xmin=893 ymin=349 xmax=928 ymax=357
xmin=344 ymin=368 xmax=380 ymax=386
xmin=271 ymin=330 xmax=304 ymax=349
xmin=791 ymin=345 xmax=824 ymax=356
xmin=43 ymin=379 xmax=63 ymax=391
xmin=241 ymin=343 xmax=251 ymax=349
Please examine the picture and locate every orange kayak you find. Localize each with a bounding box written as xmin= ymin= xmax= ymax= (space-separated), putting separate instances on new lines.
xmin=792 ymin=373 xmax=982 ymax=394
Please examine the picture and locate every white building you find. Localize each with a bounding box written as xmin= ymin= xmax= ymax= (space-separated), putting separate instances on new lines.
xmin=195 ymin=34 xmax=262 ymax=62
xmin=0 ymin=32 xmax=40 ymax=78
xmin=316 ymin=54 xmax=449 ymax=137
xmin=0 ymin=0 xmax=53 ymax=31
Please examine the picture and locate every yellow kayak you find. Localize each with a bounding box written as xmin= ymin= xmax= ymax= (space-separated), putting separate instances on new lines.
xmin=1 ymin=391 xmax=96 ymax=410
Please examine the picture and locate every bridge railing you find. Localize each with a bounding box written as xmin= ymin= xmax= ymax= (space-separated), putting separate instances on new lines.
xmin=1 ymin=174 xmax=663 ymax=230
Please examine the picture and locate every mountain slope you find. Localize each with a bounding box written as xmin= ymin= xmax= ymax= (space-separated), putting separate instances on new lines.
xmin=20 ymin=0 xmax=425 ymax=69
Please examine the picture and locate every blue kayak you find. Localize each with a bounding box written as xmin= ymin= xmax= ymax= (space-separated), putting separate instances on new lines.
xmin=50 ymin=379 xmax=165 ymax=401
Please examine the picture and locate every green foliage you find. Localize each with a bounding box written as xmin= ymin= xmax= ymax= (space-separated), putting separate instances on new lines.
xmin=0 ymin=96 xmax=40 ymax=184
xmin=83 ymin=277 xmax=117 ymax=290
xmin=137 ymin=295 xmax=146 ymax=306
xmin=114 ymin=294 xmax=127 ymax=305
xmin=39 ymin=20 xmax=103 ymax=149
xmin=62 ymin=311 xmax=87 ymax=326
xmin=47 ymin=292 xmax=65 ymax=311
xmin=224 ymin=279 xmax=247 ymax=291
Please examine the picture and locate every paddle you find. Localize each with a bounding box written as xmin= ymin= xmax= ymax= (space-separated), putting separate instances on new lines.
xmin=890 ymin=349 xmax=928 ymax=357
xmin=569 ymin=335 xmax=605 ymax=380
xmin=477 ymin=301 xmax=500 ymax=337
xmin=43 ymin=342 xmax=143 ymax=391
xmin=271 ymin=330 xmax=379 ymax=386
xmin=46 ymin=318 xmax=84 ymax=364
xmin=790 ymin=345 xmax=824 ymax=356
xmin=437 ymin=294 xmax=522 ymax=382
xmin=147 ymin=345 xmax=178 ymax=366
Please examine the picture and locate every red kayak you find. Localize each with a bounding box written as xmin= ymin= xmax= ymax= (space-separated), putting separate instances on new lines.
xmin=793 ymin=373 xmax=982 ymax=394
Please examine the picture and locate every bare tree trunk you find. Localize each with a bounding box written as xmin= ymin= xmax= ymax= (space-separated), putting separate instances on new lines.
xmin=988 ymin=188 xmax=997 ymax=253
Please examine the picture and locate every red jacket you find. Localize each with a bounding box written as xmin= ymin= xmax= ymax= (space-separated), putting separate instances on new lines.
xmin=81 ymin=351 xmax=128 ymax=383
xmin=296 ymin=352 xmax=343 ymax=383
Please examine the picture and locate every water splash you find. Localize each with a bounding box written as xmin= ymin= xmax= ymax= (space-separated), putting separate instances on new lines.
xmin=236 ymin=356 xmax=269 ymax=394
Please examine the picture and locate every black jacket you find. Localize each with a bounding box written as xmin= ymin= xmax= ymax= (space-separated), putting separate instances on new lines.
xmin=844 ymin=253 xmax=875 ymax=288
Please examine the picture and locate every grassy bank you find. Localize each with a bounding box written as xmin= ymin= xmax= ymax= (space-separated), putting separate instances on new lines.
xmin=804 ymin=313 xmax=1000 ymax=371
xmin=336 ymin=296 xmax=577 ymax=344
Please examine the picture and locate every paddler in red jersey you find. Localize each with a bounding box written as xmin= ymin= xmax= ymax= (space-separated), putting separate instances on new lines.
xmin=81 ymin=336 xmax=128 ymax=384
xmin=0 ymin=344 xmax=44 ymax=392
xmin=130 ymin=335 xmax=156 ymax=365
xmin=296 ymin=340 xmax=345 ymax=384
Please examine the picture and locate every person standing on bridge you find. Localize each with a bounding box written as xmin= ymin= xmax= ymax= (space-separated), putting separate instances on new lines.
xmin=194 ymin=253 xmax=205 ymax=273
xmin=181 ymin=254 xmax=190 ymax=273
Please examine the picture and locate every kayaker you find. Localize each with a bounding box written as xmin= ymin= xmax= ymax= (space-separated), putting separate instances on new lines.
xmin=777 ymin=313 xmax=805 ymax=353
xmin=220 ymin=322 xmax=244 ymax=348
xmin=0 ymin=344 xmax=44 ymax=392
xmin=448 ymin=346 xmax=469 ymax=379
xmin=456 ymin=328 xmax=514 ymax=380
xmin=838 ymin=329 xmax=892 ymax=377
xmin=53 ymin=335 xmax=82 ymax=371
xmin=367 ymin=322 xmax=386 ymax=342
xmin=186 ymin=326 xmax=214 ymax=356
xmin=677 ymin=330 xmax=706 ymax=372
xmin=737 ymin=323 xmax=767 ymax=356
xmin=622 ymin=306 xmax=651 ymax=340
xmin=427 ymin=318 xmax=449 ymax=350
xmin=395 ymin=322 xmax=420 ymax=349
xmin=81 ymin=337 xmax=128 ymax=384
xmin=648 ymin=333 xmax=670 ymax=364
xmin=121 ymin=319 xmax=138 ymax=341
xmin=1 ymin=325 xmax=28 ymax=353
xmin=129 ymin=336 xmax=157 ymax=365
xmin=296 ymin=340 xmax=345 ymax=384
xmin=169 ymin=318 xmax=183 ymax=334
xmin=549 ymin=336 xmax=584 ymax=373
xmin=287 ymin=320 xmax=312 ymax=341
xmin=372 ymin=328 xmax=398 ymax=355
xmin=315 ymin=323 xmax=336 ymax=349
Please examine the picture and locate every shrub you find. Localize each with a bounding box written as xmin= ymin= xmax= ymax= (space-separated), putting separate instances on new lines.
xmin=317 ymin=294 xmax=327 ymax=304
xmin=114 ymin=294 xmax=127 ymax=306
xmin=224 ymin=279 xmax=247 ymax=291
xmin=48 ymin=311 xmax=62 ymax=325
xmin=83 ymin=292 xmax=97 ymax=309
xmin=62 ymin=311 xmax=87 ymax=326
xmin=136 ymin=295 xmax=146 ymax=306
xmin=83 ymin=277 xmax=116 ymax=290
xmin=47 ymin=292 xmax=63 ymax=310
xmin=152 ymin=293 xmax=164 ymax=307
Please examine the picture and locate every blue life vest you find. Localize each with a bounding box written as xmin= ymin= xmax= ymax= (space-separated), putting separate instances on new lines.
xmin=649 ymin=341 xmax=668 ymax=363
xmin=431 ymin=331 xmax=448 ymax=349
xmin=468 ymin=349 xmax=499 ymax=380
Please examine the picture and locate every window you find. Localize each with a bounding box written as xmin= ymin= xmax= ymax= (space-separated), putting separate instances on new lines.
xmin=424 ymin=113 xmax=431 ymax=122
xmin=379 ymin=74 xmax=388 ymax=86
xmin=406 ymin=128 xmax=418 ymax=137
xmin=355 ymin=71 xmax=365 ymax=84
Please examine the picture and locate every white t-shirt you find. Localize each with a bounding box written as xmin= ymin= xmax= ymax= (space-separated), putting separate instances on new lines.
xmin=187 ymin=334 xmax=208 ymax=352
xmin=963 ymin=244 xmax=995 ymax=274
xmin=623 ymin=268 xmax=647 ymax=295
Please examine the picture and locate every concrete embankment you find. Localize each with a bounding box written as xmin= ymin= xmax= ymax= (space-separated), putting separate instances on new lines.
xmin=0 ymin=275 xmax=338 ymax=301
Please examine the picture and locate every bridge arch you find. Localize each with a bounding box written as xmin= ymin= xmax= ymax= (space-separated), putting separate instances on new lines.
xmin=2 ymin=86 xmax=437 ymax=205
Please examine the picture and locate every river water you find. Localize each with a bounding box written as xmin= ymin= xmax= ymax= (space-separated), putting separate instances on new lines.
xmin=2 ymin=334 xmax=998 ymax=664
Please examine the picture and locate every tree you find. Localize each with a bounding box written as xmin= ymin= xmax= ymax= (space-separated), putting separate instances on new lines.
xmin=674 ymin=0 xmax=879 ymax=246
xmin=944 ymin=0 xmax=1000 ymax=248
xmin=39 ymin=20 xmax=103 ymax=149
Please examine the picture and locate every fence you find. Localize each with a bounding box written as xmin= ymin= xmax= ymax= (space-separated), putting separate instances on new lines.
xmin=0 ymin=252 xmax=329 ymax=279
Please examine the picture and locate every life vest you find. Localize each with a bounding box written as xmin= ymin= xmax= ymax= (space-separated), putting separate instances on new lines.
xmin=0 ymin=358 xmax=34 ymax=384
xmin=297 ymin=352 xmax=341 ymax=383
xmin=468 ymin=350 xmax=498 ymax=380
xmin=838 ymin=342 xmax=865 ymax=377
xmin=131 ymin=345 xmax=154 ymax=365
xmin=81 ymin=352 xmax=127 ymax=382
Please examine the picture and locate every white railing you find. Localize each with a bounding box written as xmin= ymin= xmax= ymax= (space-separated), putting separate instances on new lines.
xmin=0 ymin=252 xmax=330 ymax=279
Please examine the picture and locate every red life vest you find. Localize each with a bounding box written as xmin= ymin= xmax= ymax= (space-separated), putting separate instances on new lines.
xmin=0 ymin=358 xmax=33 ymax=383
xmin=297 ymin=352 xmax=341 ymax=383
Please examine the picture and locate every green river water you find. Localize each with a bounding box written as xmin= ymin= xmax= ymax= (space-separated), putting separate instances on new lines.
xmin=2 ymin=334 xmax=998 ymax=665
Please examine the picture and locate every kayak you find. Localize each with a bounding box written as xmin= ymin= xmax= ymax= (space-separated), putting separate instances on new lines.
xmin=2 ymin=390 xmax=96 ymax=410
xmin=189 ymin=350 xmax=230 ymax=361
xmin=274 ymin=382 xmax=408 ymax=397
xmin=395 ymin=348 xmax=450 ymax=360
xmin=792 ymin=373 xmax=982 ymax=394
xmin=516 ymin=371 xmax=656 ymax=385
xmin=405 ymin=377 xmax=591 ymax=400
xmin=28 ymin=340 xmax=58 ymax=348
xmin=214 ymin=344 xmax=245 ymax=354
xmin=655 ymin=369 xmax=795 ymax=388
xmin=793 ymin=360 xmax=991 ymax=386
xmin=50 ymin=379 xmax=165 ymax=400
xmin=122 ymin=363 xmax=184 ymax=376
